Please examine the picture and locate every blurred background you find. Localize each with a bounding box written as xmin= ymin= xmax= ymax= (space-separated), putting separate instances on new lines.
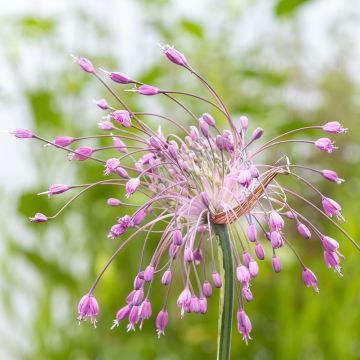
xmin=1 ymin=0 xmax=360 ymax=359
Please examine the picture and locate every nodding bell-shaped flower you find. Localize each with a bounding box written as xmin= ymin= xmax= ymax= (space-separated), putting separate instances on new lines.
xmin=53 ymin=136 xmax=74 ymax=147
xmin=270 ymin=231 xmax=284 ymax=249
xmin=269 ymin=211 xmax=285 ymax=231
xmin=321 ymin=235 xmax=339 ymax=252
xmin=237 ymin=309 xmax=252 ymax=345
xmin=111 ymin=304 xmax=131 ymax=329
xmin=315 ymin=138 xmax=336 ymax=153
xmin=199 ymin=118 xmax=210 ymax=137
xmin=133 ymin=209 xmax=146 ymax=226
xmin=110 ymin=110 xmax=132 ymax=128
xmin=156 ymin=309 xmax=169 ymax=337
xmin=201 ymin=113 xmax=216 ymax=127
xmin=136 ymin=84 xmax=160 ymax=96
xmin=272 ymin=255 xmax=282 ymax=273
xmin=242 ymin=286 xmax=253 ymax=302
xmin=163 ymin=45 xmax=189 ymax=67
xmin=77 ymin=293 xmax=99 ymax=326
xmin=161 ymin=270 xmax=172 ymax=285
xmin=212 ymin=272 xmax=222 ymax=288
xmin=143 ymin=265 xmax=155 ymax=282
xmin=322 ymin=121 xmax=347 ymax=134
xmin=30 ymin=212 xmax=49 ymax=223
xmin=173 ymin=228 xmax=183 ymax=246
xmin=324 ymin=251 xmax=342 ymax=274
xmin=202 ymin=281 xmax=212 ymax=298
xmin=297 ymin=223 xmax=311 ymax=239
xmin=127 ymin=305 xmax=140 ymax=331
xmin=302 ymin=268 xmax=319 ymax=292
xmin=104 ymin=158 xmax=120 ymax=175
xmin=236 ymin=265 xmax=250 ymax=284
xmin=11 ymin=129 xmax=33 ymax=139
xmin=321 ymin=170 xmax=344 ymax=184
xmin=125 ymin=178 xmax=140 ymax=197
xmin=322 ymin=196 xmax=344 ymax=222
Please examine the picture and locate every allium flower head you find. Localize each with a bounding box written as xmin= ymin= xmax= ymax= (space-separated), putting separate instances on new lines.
xmin=18 ymin=46 xmax=358 ymax=345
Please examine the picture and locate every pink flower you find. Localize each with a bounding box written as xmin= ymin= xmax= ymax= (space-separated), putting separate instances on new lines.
xmin=156 ymin=310 xmax=169 ymax=337
xmin=321 ymin=170 xmax=344 ymax=184
xmin=322 ymin=196 xmax=344 ymax=222
xmin=302 ymin=268 xmax=319 ymax=292
xmin=161 ymin=270 xmax=172 ymax=285
xmin=48 ymin=184 xmax=70 ymax=196
xmin=30 ymin=213 xmax=49 ymax=223
xmin=68 ymin=147 xmax=93 ymax=161
xmin=255 ymin=243 xmax=265 ymax=260
xmin=107 ymin=198 xmax=122 ymax=207
xmin=77 ymin=293 xmax=99 ymax=326
xmin=11 ymin=129 xmax=33 ymax=138
xmin=125 ymin=178 xmax=140 ymax=197
xmin=201 ymin=113 xmax=216 ymax=127
xmin=111 ymin=305 xmax=131 ymax=329
xmin=94 ymin=99 xmax=109 ymax=109
xmin=53 ymin=136 xmax=74 ymax=147
xmin=236 ymin=265 xmax=250 ymax=284
xmin=163 ymin=45 xmax=189 ymax=67
xmin=109 ymin=72 xmax=133 ymax=84
xmin=269 ymin=211 xmax=284 ymax=231
xmin=98 ymin=121 xmax=114 ymax=130
xmin=212 ymin=272 xmax=222 ymax=288
xmin=136 ymin=84 xmax=160 ymax=96
xmin=297 ymin=223 xmax=311 ymax=239
xmin=247 ymin=224 xmax=257 ymax=242
xmin=237 ymin=309 xmax=252 ymax=345
xmin=110 ymin=110 xmax=132 ymax=128
xmin=74 ymin=56 xmax=94 ymax=73
xmin=104 ymin=158 xmax=120 ymax=175
xmin=272 ymin=255 xmax=282 ymax=273
xmin=202 ymin=281 xmax=212 ymax=298
xmin=322 ymin=121 xmax=347 ymax=134
xmin=315 ymin=138 xmax=336 ymax=153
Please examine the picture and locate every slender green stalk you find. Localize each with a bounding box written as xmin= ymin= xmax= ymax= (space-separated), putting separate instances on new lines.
xmin=213 ymin=223 xmax=234 ymax=360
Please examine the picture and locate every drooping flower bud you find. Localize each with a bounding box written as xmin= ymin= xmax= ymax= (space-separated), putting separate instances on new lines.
xmin=184 ymin=247 xmax=194 ymax=262
xmin=112 ymin=136 xmax=127 ymax=154
xmin=115 ymin=167 xmax=129 ymax=179
xmin=242 ymin=252 xmax=251 ymax=266
xmin=133 ymin=209 xmax=146 ymax=225
xmin=202 ymin=281 xmax=212 ymax=297
xmin=127 ymin=305 xmax=140 ymax=331
xmin=143 ymin=265 xmax=155 ymax=282
xmin=269 ymin=211 xmax=285 ymax=231
xmin=125 ymin=178 xmax=140 ymax=197
xmin=255 ymin=242 xmax=265 ymax=260
xmin=302 ymin=268 xmax=319 ymax=292
xmin=238 ymin=169 xmax=252 ymax=188
xmin=321 ymin=196 xmax=344 ymax=222
xmin=139 ymin=299 xmax=152 ymax=320
xmin=242 ymin=286 xmax=253 ymax=302
xmin=324 ymin=251 xmax=341 ymax=273
xmin=190 ymin=296 xmax=201 ymax=313
xmin=297 ymin=223 xmax=311 ymax=239
xmin=270 ymin=231 xmax=284 ymax=249
xmin=11 ymin=129 xmax=33 ymax=139
xmin=164 ymin=45 xmax=189 ymax=67
xmin=249 ymin=165 xmax=260 ymax=178
xmin=250 ymin=127 xmax=264 ymax=141
xmin=161 ymin=270 xmax=172 ymax=285
xmin=247 ymin=224 xmax=257 ymax=242
xmin=315 ymin=138 xmax=336 ymax=153
xmin=239 ymin=116 xmax=249 ymax=131
xmin=111 ymin=305 xmax=131 ymax=329
xmin=236 ymin=265 xmax=250 ymax=284
xmin=237 ymin=309 xmax=252 ymax=344
xmin=156 ymin=309 xmax=169 ymax=337
xmin=134 ymin=274 xmax=144 ymax=290
xmin=212 ymin=272 xmax=222 ymax=288
xmin=272 ymin=255 xmax=282 ymax=273
xmin=199 ymin=119 xmax=210 ymax=137
xmin=173 ymin=228 xmax=183 ymax=246
xmin=322 ymin=121 xmax=347 ymax=134
xmin=74 ymin=56 xmax=94 ymax=73
xmin=321 ymin=236 xmax=339 ymax=252
xmin=284 ymin=211 xmax=296 ymax=219
xmin=199 ymin=297 xmax=207 ymax=314
xmin=136 ymin=84 xmax=160 ymax=96
xmin=248 ymin=260 xmax=259 ymax=278
xmin=77 ymin=293 xmax=99 ymax=326
xmin=98 ymin=121 xmax=115 ymax=130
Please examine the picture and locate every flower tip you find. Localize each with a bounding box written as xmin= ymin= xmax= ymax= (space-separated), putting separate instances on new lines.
xmin=71 ymin=55 xmax=94 ymax=73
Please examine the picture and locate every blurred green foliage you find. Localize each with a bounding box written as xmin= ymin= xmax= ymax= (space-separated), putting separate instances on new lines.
xmin=1 ymin=0 xmax=360 ymax=359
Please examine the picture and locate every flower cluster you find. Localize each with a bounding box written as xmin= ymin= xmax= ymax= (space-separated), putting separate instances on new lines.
xmin=13 ymin=45 xmax=357 ymax=343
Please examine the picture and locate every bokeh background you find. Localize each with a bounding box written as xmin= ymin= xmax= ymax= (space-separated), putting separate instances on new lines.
xmin=1 ymin=0 xmax=360 ymax=359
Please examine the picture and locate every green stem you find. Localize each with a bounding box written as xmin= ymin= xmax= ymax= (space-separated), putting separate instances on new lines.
xmin=213 ymin=223 xmax=234 ymax=360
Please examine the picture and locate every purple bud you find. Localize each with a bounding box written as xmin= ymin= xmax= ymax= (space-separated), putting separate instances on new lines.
xmin=132 ymin=289 xmax=144 ymax=306
xmin=212 ymin=272 xmax=222 ymax=288
xmin=237 ymin=309 xmax=252 ymax=344
xmin=190 ymin=296 xmax=201 ymax=313
xmin=53 ymin=136 xmax=74 ymax=147
xmin=269 ymin=211 xmax=285 ymax=231
xmin=215 ymin=135 xmax=225 ymax=150
xmin=242 ymin=252 xmax=251 ymax=266
xmin=322 ymin=196 xmax=344 ymax=221
xmin=184 ymin=247 xmax=194 ymax=262
xmin=199 ymin=119 xmax=210 ymax=137
xmin=115 ymin=167 xmax=129 ymax=179
xmin=238 ymin=169 xmax=252 ymax=188
xmin=270 ymin=231 xmax=284 ymax=249
xmin=284 ymin=211 xmax=296 ymax=219
xmin=203 ymin=281 xmax=212 ymax=297
xmin=133 ymin=209 xmax=146 ymax=226
xmin=251 ymin=127 xmax=264 ymax=141
xmin=189 ymin=126 xmax=199 ymax=141
xmin=272 ymin=255 xmax=282 ymax=273
xmin=112 ymin=305 xmax=131 ymax=328
xmin=315 ymin=138 xmax=336 ymax=153
xmin=321 ymin=170 xmax=344 ymax=184
xmin=143 ymin=265 xmax=155 ymax=282
xmin=324 ymin=251 xmax=341 ymax=273
xmin=248 ymin=260 xmax=259 ymax=278
xmin=77 ymin=293 xmax=99 ymax=326
xmin=68 ymin=147 xmax=93 ymax=161
xmin=107 ymin=198 xmax=122 ymax=207
xmin=322 ymin=121 xmax=347 ymax=134
xmin=126 ymin=290 xmax=136 ymax=304
xmin=247 ymin=224 xmax=257 ymax=242
xmin=139 ymin=299 xmax=152 ymax=320
xmin=302 ymin=268 xmax=319 ymax=292
xmin=134 ymin=274 xmax=144 ymax=290
xmin=110 ymin=110 xmax=132 ymax=128
xmin=321 ymin=236 xmax=339 ymax=252
xmin=297 ymin=223 xmax=311 ymax=239
xmin=11 ymin=129 xmax=33 ymax=139
xmin=193 ymin=248 xmax=203 ymax=265
xmin=98 ymin=121 xmax=115 ymax=130
xmin=110 ymin=72 xmax=133 ymax=84
xmin=161 ymin=270 xmax=172 ymax=285
xmin=201 ymin=113 xmax=216 ymax=127
xmin=137 ymin=84 xmax=160 ymax=96
xmin=255 ymin=242 xmax=265 ymax=260
xmin=48 ymin=184 xmax=70 ymax=195
xmin=112 ymin=137 xmax=127 ymax=154
xmin=236 ymin=265 xmax=250 ymax=284
xmin=173 ymin=228 xmax=183 ymax=246
xmin=125 ymin=178 xmax=140 ymax=197
xmin=128 ymin=305 xmax=140 ymax=330
xmin=239 ymin=116 xmax=249 ymax=130
xmin=199 ymin=297 xmax=207 ymax=314
xmin=169 ymin=244 xmax=179 ymax=259
xmin=164 ymin=45 xmax=189 ymax=67
xmin=168 ymin=145 xmax=178 ymax=160
xmin=30 ymin=213 xmax=49 ymax=223
xmin=156 ymin=309 xmax=169 ymax=337
xmin=94 ymin=99 xmax=109 ymax=110
xmin=242 ymin=286 xmax=253 ymax=302
xmin=75 ymin=56 xmax=94 ymax=73
xmin=249 ymin=165 xmax=260 ymax=178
